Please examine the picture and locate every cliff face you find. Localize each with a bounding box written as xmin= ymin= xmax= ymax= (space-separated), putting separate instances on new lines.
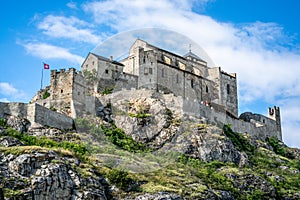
xmin=0 ymin=94 xmax=299 ymax=199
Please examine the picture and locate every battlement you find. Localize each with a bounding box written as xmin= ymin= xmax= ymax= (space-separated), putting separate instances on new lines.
xmin=50 ymin=67 xmax=78 ymax=76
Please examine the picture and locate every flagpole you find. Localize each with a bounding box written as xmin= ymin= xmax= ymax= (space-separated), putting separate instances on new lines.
xmin=41 ymin=63 xmax=44 ymax=90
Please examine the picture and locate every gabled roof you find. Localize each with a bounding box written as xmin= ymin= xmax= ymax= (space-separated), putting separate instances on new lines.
xmin=89 ymin=52 xmax=124 ymax=66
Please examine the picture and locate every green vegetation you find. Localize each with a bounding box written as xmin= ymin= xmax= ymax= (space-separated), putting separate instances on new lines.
xmin=50 ymin=106 xmax=57 ymax=111
xmin=83 ymin=69 xmax=97 ymax=85
xmin=1 ymin=116 xmax=299 ymax=199
xmin=223 ymin=124 xmax=255 ymax=154
xmin=102 ymin=87 xmax=114 ymax=95
xmin=3 ymin=188 xmax=22 ymax=198
xmin=42 ymin=90 xmax=50 ymax=99
xmin=3 ymin=128 xmax=87 ymax=156
xmin=107 ymin=168 xmax=133 ymax=190
xmin=267 ymin=136 xmax=286 ymax=157
xmin=0 ymin=118 xmax=7 ymax=128
xmin=75 ymin=118 xmax=150 ymax=153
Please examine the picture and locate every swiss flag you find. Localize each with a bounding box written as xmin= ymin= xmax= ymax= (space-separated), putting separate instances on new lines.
xmin=44 ymin=63 xmax=50 ymax=70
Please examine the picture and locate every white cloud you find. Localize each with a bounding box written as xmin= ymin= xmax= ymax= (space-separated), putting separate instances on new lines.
xmin=0 ymin=82 xmax=26 ymax=102
xmin=23 ymin=42 xmax=84 ymax=65
xmin=82 ymin=0 xmax=300 ymax=147
xmin=38 ymin=15 xmax=101 ymax=44
xmin=0 ymin=82 xmax=18 ymax=96
xmin=67 ymin=1 xmax=78 ymax=10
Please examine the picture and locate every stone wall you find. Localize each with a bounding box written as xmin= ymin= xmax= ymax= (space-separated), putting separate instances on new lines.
xmin=98 ymin=90 xmax=282 ymax=141
xmin=0 ymin=102 xmax=73 ymax=131
xmin=30 ymin=104 xmax=74 ymax=130
xmin=220 ymin=71 xmax=238 ymax=117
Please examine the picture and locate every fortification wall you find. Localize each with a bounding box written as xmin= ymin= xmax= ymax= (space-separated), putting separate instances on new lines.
xmin=29 ymin=104 xmax=74 ymax=130
xmin=183 ymin=99 xmax=281 ymax=140
xmin=0 ymin=102 xmax=73 ymax=131
xmin=97 ymin=90 xmax=281 ymax=141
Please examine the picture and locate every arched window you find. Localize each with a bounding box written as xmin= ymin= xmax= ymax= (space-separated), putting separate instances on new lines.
xmin=227 ymin=84 xmax=230 ymax=94
xmin=206 ymin=85 xmax=209 ymax=93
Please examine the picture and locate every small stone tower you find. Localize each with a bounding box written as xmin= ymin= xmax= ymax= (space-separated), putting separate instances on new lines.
xmin=268 ymin=106 xmax=282 ymax=140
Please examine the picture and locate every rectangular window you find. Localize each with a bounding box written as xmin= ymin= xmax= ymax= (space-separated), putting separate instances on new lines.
xmin=162 ymin=68 xmax=165 ymax=77
xmin=149 ymin=68 xmax=153 ymax=74
xmin=144 ymin=67 xmax=149 ymax=75
xmin=105 ymin=69 xmax=109 ymax=74
xmin=176 ymin=74 xmax=179 ymax=83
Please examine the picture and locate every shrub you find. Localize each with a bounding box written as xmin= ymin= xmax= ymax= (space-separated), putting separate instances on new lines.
xmin=102 ymin=87 xmax=114 ymax=95
xmin=100 ymin=124 xmax=150 ymax=153
xmin=107 ymin=168 xmax=132 ymax=190
xmin=0 ymin=118 xmax=7 ymax=128
xmin=42 ymin=90 xmax=50 ymax=99
xmin=223 ymin=124 xmax=255 ymax=154
xmin=267 ymin=136 xmax=286 ymax=157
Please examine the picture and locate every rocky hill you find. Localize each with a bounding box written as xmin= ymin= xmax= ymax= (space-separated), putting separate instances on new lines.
xmin=0 ymin=94 xmax=299 ymax=199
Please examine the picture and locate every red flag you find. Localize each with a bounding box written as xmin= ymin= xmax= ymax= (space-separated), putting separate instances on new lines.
xmin=44 ymin=63 xmax=50 ymax=70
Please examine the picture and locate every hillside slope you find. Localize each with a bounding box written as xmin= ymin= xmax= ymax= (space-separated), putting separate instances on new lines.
xmin=0 ymin=95 xmax=299 ymax=199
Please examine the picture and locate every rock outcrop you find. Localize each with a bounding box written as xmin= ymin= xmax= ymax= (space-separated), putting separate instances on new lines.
xmin=0 ymin=93 xmax=299 ymax=199
xmin=0 ymin=150 xmax=109 ymax=200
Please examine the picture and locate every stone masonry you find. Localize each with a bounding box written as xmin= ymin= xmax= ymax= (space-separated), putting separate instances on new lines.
xmin=30 ymin=39 xmax=282 ymax=140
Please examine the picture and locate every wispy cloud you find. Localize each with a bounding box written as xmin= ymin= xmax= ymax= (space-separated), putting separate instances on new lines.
xmin=38 ymin=15 xmax=101 ymax=44
xmin=0 ymin=82 xmax=26 ymax=102
xmin=67 ymin=1 xmax=78 ymax=10
xmin=22 ymin=42 xmax=84 ymax=65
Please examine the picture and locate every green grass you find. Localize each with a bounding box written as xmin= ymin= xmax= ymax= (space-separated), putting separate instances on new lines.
xmin=3 ymin=127 xmax=87 ymax=156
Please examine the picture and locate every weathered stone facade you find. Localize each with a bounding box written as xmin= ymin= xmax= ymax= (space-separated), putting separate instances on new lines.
xmin=30 ymin=39 xmax=282 ymax=140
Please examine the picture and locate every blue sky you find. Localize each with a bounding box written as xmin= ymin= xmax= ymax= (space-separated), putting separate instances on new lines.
xmin=1 ymin=0 xmax=300 ymax=148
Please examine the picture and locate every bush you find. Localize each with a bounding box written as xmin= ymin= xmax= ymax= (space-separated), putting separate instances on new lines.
xmin=267 ymin=136 xmax=286 ymax=157
xmin=223 ymin=124 xmax=255 ymax=154
xmin=0 ymin=118 xmax=7 ymax=128
xmin=107 ymin=168 xmax=132 ymax=190
xmin=42 ymin=90 xmax=50 ymax=99
xmin=102 ymin=87 xmax=114 ymax=95
xmin=101 ymin=124 xmax=150 ymax=153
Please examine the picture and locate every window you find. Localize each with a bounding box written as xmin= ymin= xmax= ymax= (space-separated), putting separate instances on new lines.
xmin=92 ymin=61 xmax=94 ymax=65
xmin=176 ymin=74 xmax=179 ymax=83
xmin=227 ymin=84 xmax=230 ymax=94
xmin=144 ymin=67 xmax=149 ymax=75
xmin=206 ymin=85 xmax=209 ymax=93
xmin=191 ymin=79 xmax=194 ymax=88
xmin=149 ymin=68 xmax=153 ymax=74
xmin=61 ymin=89 xmax=63 ymax=93
xmin=105 ymin=69 xmax=109 ymax=74
xmin=162 ymin=68 xmax=165 ymax=77
xmin=143 ymin=57 xmax=146 ymax=63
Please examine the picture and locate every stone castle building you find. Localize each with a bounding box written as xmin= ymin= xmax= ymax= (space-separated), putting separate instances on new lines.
xmin=31 ymin=39 xmax=282 ymax=140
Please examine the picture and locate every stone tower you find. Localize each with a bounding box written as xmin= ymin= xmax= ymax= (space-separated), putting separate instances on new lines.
xmin=268 ymin=106 xmax=282 ymax=140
